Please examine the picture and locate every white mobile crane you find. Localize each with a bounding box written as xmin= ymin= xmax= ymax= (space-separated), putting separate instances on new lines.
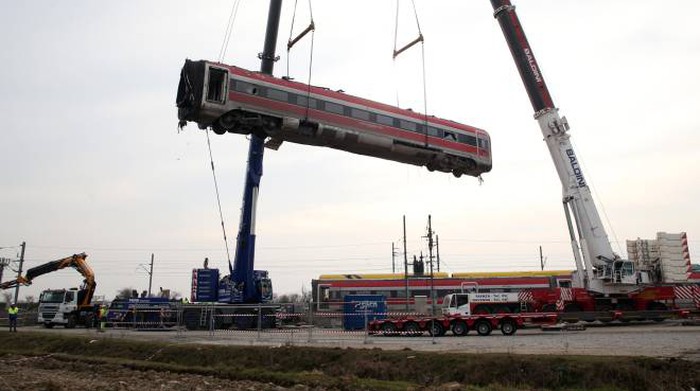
xmin=489 ymin=0 xmax=651 ymax=296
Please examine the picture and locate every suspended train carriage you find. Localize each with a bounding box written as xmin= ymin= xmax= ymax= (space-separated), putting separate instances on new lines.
xmin=176 ymin=60 xmax=492 ymax=178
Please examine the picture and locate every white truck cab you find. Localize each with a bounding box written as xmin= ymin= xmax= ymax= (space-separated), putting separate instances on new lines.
xmin=38 ymin=288 xmax=81 ymax=328
xmin=442 ymin=292 xmax=521 ymax=316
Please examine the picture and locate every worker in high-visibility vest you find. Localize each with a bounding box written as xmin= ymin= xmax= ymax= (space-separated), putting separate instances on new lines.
xmin=98 ymin=305 xmax=108 ymax=332
xmin=7 ymin=303 xmax=19 ymax=332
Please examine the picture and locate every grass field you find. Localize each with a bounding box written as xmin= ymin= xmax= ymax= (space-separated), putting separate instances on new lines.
xmin=0 ymin=332 xmax=698 ymax=390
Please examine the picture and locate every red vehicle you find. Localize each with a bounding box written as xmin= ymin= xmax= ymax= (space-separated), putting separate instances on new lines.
xmin=312 ymin=270 xmax=574 ymax=313
xmin=368 ymin=292 xmax=559 ymax=337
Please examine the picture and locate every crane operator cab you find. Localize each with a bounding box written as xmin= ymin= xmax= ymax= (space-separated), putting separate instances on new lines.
xmin=597 ymin=260 xmax=647 ymax=285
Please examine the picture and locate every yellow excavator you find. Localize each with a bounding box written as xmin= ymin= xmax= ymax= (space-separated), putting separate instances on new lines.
xmin=0 ymin=253 xmax=97 ymax=328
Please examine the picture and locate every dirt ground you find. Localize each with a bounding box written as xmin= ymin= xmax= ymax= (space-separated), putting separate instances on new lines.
xmin=0 ymin=354 xmax=319 ymax=391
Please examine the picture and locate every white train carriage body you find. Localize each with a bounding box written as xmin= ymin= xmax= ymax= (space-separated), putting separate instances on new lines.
xmin=177 ymin=60 xmax=492 ymax=177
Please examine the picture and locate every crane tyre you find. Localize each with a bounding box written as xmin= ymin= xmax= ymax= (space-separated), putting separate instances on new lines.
xmin=428 ymin=321 xmax=445 ymax=337
xmin=500 ymin=319 xmax=517 ymax=336
xmin=451 ymin=320 xmax=469 ymax=336
xmin=381 ymin=322 xmax=398 ymax=336
xmin=66 ymin=315 xmax=77 ymax=329
xmin=403 ymin=322 xmax=422 ymax=337
xmin=475 ymin=320 xmax=492 ymax=336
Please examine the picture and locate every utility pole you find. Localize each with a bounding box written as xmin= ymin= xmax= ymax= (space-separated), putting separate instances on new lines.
xmin=403 ymin=215 xmax=409 ymax=311
xmin=426 ymin=215 xmax=435 ymax=316
xmin=539 ymin=246 xmax=544 ymax=271
xmin=13 ymin=242 xmax=26 ymax=304
xmin=391 ymin=242 xmax=396 ymax=274
xmin=148 ymin=253 xmax=154 ymax=297
xmin=138 ymin=253 xmax=155 ymax=297
xmin=435 ymin=234 xmax=440 ymax=273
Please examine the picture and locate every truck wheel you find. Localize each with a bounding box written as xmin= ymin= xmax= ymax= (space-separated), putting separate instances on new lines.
xmin=500 ymin=319 xmax=517 ymax=336
xmin=381 ymin=322 xmax=397 ymax=336
xmin=403 ymin=322 xmax=422 ymax=337
xmin=428 ymin=321 xmax=445 ymax=337
xmin=475 ymin=320 xmax=492 ymax=336
xmin=66 ymin=315 xmax=77 ymax=329
xmin=451 ymin=320 xmax=469 ymax=336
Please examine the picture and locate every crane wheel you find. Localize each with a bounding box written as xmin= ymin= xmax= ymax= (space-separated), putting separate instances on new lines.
xmin=451 ymin=320 xmax=469 ymax=336
xmin=428 ymin=321 xmax=445 ymax=337
xmin=475 ymin=319 xmax=492 ymax=336
xmin=403 ymin=322 xmax=422 ymax=337
xmin=500 ymin=319 xmax=517 ymax=336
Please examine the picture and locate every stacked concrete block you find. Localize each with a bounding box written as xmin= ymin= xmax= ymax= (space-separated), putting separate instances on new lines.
xmin=626 ymin=232 xmax=692 ymax=283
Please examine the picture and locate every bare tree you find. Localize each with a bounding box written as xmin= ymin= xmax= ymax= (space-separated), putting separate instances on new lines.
xmin=2 ymin=291 xmax=12 ymax=305
xmin=24 ymin=295 xmax=35 ymax=304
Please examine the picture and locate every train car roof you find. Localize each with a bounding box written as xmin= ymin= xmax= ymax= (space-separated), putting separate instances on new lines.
xmin=316 ymin=270 xmax=574 ymax=280
xmin=317 ymin=272 xmax=449 ymax=280
xmin=451 ymin=270 xmax=574 ymax=278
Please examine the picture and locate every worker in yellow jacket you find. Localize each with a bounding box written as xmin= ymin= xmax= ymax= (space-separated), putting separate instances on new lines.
xmin=8 ymin=303 xmax=19 ymax=332
xmin=98 ymin=305 xmax=108 ymax=332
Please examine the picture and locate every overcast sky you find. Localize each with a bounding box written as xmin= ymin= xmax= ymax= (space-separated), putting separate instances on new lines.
xmin=1 ymin=1 xmax=698 ymax=301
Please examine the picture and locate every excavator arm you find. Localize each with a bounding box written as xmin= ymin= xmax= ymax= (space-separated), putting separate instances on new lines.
xmin=0 ymin=253 xmax=96 ymax=305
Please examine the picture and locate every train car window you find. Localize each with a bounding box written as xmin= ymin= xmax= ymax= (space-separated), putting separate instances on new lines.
xmin=558 ymin=279 xmax=572 ymax=288
xmin=296 ymin=95 xmax=317 ymax=109
xmin=458 ymin=133 xmax=477 ymax=146
xmin=206 ymin=68 xmax=227 ymax=103
xmin=234 ymin=80 xmax=258 ymax=95
xmin=350 ymin=108 xmax=370 ymax=121
xmin=443 ymin=131 xmax=457 ymax=141
xmin=376 ymin=114 xmax=394 ymax=127
xmin=266 ymin=88 xmax=288 ymax=102
xmin=399 ymin=120 xmax=417 ymax=132
xmin=428 ymin=126 xmax=443 ymax=138
xmin=317 ymin=285 xmax=331 ymax=310
xmin=324 ymin=101 xmax=344 ymax=115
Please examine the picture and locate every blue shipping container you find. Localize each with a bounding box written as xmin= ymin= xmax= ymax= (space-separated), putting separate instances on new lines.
xmin=343 ymin=295 xmax=386 ymax=330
